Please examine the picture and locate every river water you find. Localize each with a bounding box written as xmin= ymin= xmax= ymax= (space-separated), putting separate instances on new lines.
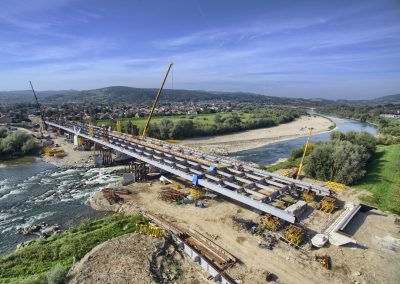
xmin=230 ymin=116 xmax=377 ymax=165
xmin=0 ymin=116 xmax=377 ymax=255
xmin=0 ymin=159 xmax=123 ymax=255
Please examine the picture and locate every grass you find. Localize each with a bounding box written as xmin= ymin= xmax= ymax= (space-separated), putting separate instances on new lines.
xmin=354 ymin=144 xmax=400 ymax=214
xmin=0 ymin=214 xmax=145 ymax=284
xmin=263 ymin=157 xmax=302 ymax=172
xmin=96 ymin=112 xmax=252 ymax=129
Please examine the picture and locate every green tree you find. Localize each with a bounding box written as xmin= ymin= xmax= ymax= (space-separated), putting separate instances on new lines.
xmin=305 ymin=140 xmax=370 ymax=184
xmin=0 ymin=126 xmax=8 ymax=138
xmin=171 ymin=120 xmax=194 ymax=139
xmin=158 ymin=119 xmax=174 ymax=139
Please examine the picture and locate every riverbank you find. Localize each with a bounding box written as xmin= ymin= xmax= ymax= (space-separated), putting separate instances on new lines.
xmin=181 ymin=115 xmax=334 ymax=155
xmin=41 ymin=135 xmax=94 ymax=168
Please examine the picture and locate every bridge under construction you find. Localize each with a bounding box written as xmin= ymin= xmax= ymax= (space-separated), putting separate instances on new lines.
xmin=46 ymin=119 xmax=332 ymax=224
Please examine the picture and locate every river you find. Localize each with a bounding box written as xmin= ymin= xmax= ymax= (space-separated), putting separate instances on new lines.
xmin=230 ymin=116 xmax=377 ymax=165
xmin=0 ymin=115 xmax=377 ymax=255
xmin=0 ymin=159 xmax=123 ymax=255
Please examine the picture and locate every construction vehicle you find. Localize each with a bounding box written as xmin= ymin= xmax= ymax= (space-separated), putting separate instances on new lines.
xmin=29 ymin=81 xmax=46 ymax=138
xmin=296 ymin=128 xmax=313 ymax=180
xmin=142 ymin=62 xmax=173 ymax=138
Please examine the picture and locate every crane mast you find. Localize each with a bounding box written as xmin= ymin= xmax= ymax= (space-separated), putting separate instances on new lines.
xmin=142 ymin=62 xmax=173 ymax=138
xmin=29 ymin=81 xmax=45 ymax=137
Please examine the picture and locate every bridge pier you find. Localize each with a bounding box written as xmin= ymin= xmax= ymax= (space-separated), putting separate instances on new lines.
xmin=127 ymin=161 xmax=148 ymax=182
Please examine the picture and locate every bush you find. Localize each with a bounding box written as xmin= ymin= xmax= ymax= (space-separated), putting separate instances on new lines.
xmin=305 ymin=140 xmax=370 ymax=184
xmin=0 ymin=130 xmax=39 ymax=160
xmin=330 ymin=131 xmax=376 ymax=155
xmin=46 ymin=264 xmax=67 ymax=284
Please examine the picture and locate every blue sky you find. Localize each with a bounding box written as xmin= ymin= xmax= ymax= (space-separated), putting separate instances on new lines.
xmin=0 ymin=0 xmax=399 ymax=99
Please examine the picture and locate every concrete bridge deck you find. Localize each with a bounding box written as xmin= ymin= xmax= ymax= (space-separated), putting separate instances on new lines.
xmin=46 ymin=120 xmax=331 ymax=223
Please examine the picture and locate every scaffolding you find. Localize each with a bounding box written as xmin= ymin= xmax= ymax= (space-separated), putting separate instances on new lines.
xmin=190 ymin=186 xmax=205 ymax=200
xmin=320 ymin=196 xmax=336 ymax=213
xmin=102 ymin=126 xmax=109 ymax=142
xmin=88 ymin=123 xmax=94 ymax=137
xmin=99 ymin=147 xmax=113 ymax=165
xmin=302 ymin=188 xmax=315 ymax=203
xmin=127 ymin=161 xmax=148 ymax=182
xmin=260 ymin=214 xmax=282 ymax=232
xmin=284 ymin=225 xmax=305 ymax=246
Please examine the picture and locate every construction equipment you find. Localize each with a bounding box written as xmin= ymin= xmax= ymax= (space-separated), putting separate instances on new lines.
xmin=260 ymin=214 xmax=282 ymax=232
xmin=296 ymin=128 xmax=313 ymax=180
xmin=315 ymin=254 xmax=330 ymax=270
xmin=281 ymin=167 xmax=299 ymax=178
xmin=325 ymin=181 xmax=346 ymax=191
xmin=302 ymin=188 xmax=315 ymax=203
xmin=320 ymin=196 xmax=337 ymax=213
xmin=173 ymin=181 xmax=184 ymax=190
xmin=284 ymin=224 xmax=305 ymax=246
xmin=116 ymin=119 xmax=122 ymax=133
xmin=29 ymin=81 xmax=46 ymax=137
xmin=142 ymin=62 xmax=173 ymax=138
xmin=88 ymin=123 xmax=94 ymax=137
xmin=190 ymin=185 xmax=205 ymax=200
xmin=137 ymin=224 xmax=165 ymax=238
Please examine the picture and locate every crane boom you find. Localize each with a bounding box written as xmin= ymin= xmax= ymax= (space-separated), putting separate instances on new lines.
xmin=142 ymin=62 xmax=173 ymax=138
xmin=296 ymin=127 xmax=313 ymax=180
xmin=29 ymin=81 xmax=45 ymax=136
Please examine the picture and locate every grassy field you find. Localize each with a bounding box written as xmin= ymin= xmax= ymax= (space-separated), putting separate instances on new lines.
xmin=96 ymin=112 xmax=252 ymax=130
xmin=354 ymin=144 xmax=400 ymax=214
xmin=0 ymin=214 xmax=144 ymax=284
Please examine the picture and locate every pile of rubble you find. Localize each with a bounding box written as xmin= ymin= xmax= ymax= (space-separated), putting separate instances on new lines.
xmin=101 ymin=188 xmax=130 ymax=205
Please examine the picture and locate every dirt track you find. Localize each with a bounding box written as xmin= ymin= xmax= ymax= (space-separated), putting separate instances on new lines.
xmin=88 ymin=181 xmax=400 ymax=284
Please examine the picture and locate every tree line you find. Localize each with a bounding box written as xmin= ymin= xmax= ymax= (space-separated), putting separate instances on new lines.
xmin=318 ymin=105 xmax=400 ymax=144
xmin=142 ymin=108 xmax=306 ymax=140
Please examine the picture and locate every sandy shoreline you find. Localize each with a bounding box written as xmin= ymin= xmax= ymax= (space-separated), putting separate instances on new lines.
xmin=181 ymin=115 xmax=334 ymax=155
xmin=41 ymin=135 xmax=94 ymax=168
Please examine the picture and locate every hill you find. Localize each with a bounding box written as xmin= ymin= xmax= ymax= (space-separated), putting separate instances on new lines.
xmin=0 ymin=86 xmax=314 ymax=105
xmin=0 ymin=86 xmax=398 ymax=106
